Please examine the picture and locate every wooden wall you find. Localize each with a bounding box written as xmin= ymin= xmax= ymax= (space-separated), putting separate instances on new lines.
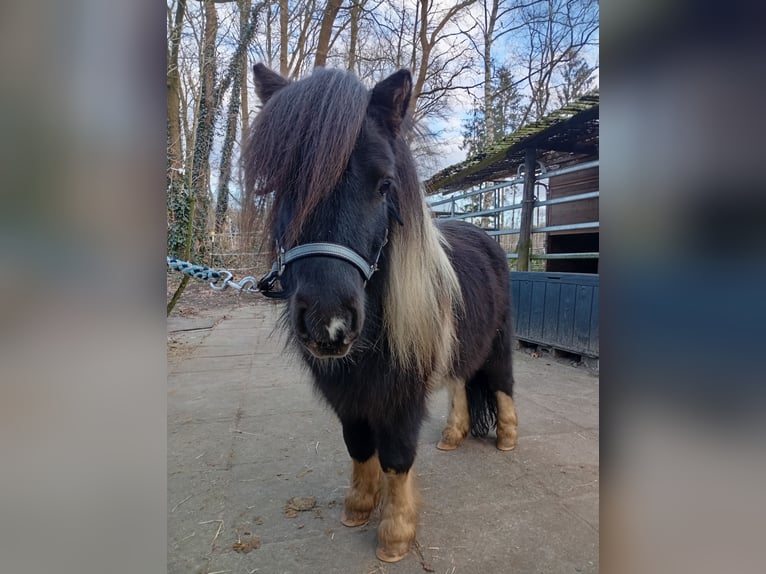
xmin=546 ymin=166 xmax=598 ymax=234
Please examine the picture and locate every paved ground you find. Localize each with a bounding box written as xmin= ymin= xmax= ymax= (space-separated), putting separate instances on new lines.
xmin=168 ymin=302 xmax=599 ymax=574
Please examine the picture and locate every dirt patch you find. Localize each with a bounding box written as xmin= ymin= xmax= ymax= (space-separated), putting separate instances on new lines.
xmin=167 ymin=335 xmax=196 ymax=361
xmin=166 ymin=272 xmax=278 ymax=318
xmin=232 ymin=532 xmax=261 ymax=554
xmin=285 ymin=496 xmax=317 ymax=517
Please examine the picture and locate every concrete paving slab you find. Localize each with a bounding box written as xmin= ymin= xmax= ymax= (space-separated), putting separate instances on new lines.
xmin=168 ymin=304 xmax=599 ymax=573
xmin=168 ymin=317 xmax=218 ymax=333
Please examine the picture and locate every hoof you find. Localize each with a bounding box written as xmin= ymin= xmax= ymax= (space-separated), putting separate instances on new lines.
xmin=496 ymin=437 xmax=517 ymax=451
xmin=376 ymin=543 xmax=409 ymax=563
xmin=341 ymin=511 xmax=370 ymax=527
xmin=436 ymin=439 xmax=460 ymax=451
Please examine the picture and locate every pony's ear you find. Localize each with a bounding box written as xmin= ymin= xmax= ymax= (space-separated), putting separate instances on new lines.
xmin=253 ymin=63 xmax=289 ymax=104
xmin=369 ymin=69 xmax=412 ymax=135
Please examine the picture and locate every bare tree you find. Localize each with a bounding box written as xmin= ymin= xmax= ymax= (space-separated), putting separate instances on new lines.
xmin=240 ymin=0 xmax=252 ymax=142
xmin=411 ymin=0 xmax=478 ymax=120
xmin=215 ymin=0 xmax=261 ymax=233
xmin=518 ymin=0 xmax=598 ymax=122
xmin=188 ymin=0 xmax=219 ymax=255
xmin=554 ymin=47 xmax=597 ymax=106
xmin=464 ymin=0 xmax=543 ymax=147
xmin=167 ymin=0 xmax=261 ymax=314
xmin=167 ymin=0 xmax=189 ymax=257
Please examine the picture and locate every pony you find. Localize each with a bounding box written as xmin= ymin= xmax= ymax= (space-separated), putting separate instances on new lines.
xmin=242 ymin=64 xmax=518 ymax=563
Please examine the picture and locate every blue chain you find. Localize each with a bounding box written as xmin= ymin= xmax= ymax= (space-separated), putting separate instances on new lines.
xmin=166 ymin=256 xmax=259 ymax=293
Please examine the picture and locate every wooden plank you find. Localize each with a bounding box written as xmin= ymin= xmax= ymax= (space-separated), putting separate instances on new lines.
xmin=588 ymin=285 xmax=600 ymax=355
xmin=542 ymin=281 xmax=561 ymax=342
xmin=529 ymin=280 xmax=546 ymax=340
xmin=516 ymin=278 xmax=533 ymax=338
xmin=558 ymin=283 xmax=576 ymax=349
xmin=573 ymin=285 xmax=594 ymax=353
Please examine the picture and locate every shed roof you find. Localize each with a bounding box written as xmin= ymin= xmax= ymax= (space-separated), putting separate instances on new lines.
xmin=425 ymin=91 xmax=599 ymax=194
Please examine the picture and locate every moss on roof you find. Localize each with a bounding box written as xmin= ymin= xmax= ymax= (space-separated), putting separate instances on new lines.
xmin=426 ymin=91 xmax=599 ymax=194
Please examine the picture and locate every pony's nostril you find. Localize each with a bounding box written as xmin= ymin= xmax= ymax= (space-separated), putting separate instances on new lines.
xmin=345 ymin=302 xmax=364 ymax=339
xmin=348 ymin=306 xmax=358 ymax=335
xmin=294 ymin=302 xmax=310 ymax=339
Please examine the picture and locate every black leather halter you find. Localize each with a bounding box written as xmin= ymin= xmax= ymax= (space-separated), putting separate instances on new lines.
xmin=256 ymin=229 xmax=388 ymax=298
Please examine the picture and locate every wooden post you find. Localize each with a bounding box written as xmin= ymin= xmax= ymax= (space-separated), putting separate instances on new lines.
xmin=516 ymin=147 xmax=537 ymax=271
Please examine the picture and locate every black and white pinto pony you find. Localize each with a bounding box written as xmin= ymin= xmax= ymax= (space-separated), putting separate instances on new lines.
xmin=243 ymin=65 xmax=518 ymax=563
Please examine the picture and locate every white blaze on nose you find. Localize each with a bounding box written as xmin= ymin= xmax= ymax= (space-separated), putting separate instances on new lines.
xmin=326 ymin=317 xmax=346 ymax=341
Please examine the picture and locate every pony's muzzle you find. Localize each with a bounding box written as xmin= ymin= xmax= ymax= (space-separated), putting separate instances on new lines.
xmin=292 ymin=296 xmax=361 ymax=359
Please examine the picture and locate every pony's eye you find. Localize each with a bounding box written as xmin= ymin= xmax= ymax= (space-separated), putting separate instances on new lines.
xmin=378 ymin=179 xmax=392 ymax=196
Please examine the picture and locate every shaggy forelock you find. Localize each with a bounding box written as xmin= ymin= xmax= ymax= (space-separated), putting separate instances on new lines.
xmin=242 ymin=68 xmax=369 ymax=245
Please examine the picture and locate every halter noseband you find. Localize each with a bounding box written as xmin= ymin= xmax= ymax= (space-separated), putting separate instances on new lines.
xmin=256 ymin=229 xmax=388 ymax=298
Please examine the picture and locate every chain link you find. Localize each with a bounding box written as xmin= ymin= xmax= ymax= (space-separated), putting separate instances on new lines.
xmin=166 ymin=257 xmax=261 ymax=294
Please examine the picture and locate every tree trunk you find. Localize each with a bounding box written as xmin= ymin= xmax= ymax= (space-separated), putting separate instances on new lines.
xmin=167 ymin=0 xmax=186 ymax=176
xmin=347 ymin=1 xmax=363 ymax=72
xmin=279 ymin=0 xmax=289 ymax=75
xmin=167 ymin=0 xmax=188 ymax=257
xmin=190 ymin=0 xmax=219 ymax=259
xmin=315 ymin=0 xmax=343 ymax=68
xmin=482 ymin=0 xmax=498 ymax=149
xmin=240 ymin=0 xmax=251 ymax=143
xmin=215 ymin=1 xmax=252 ymax=233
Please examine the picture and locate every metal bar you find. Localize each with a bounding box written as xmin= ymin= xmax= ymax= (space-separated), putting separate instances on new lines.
xmin=429 ymin=177 xmax=524 ymax=207
xmin=536 ymin=159 xmax=599 ymax=181
xmin=535 ymin=191 xmax=599 ymax=207
xmin=505 ymin=252 xmax=600 ymax=260
xmin=533 ymin=222 xmax=599 ymax=233
xmin=449 ymin=204 xmax=522 ymax=219
xmin=429 ymin=159 xmax=599 ymax=205
xmin=534 ymin=252 xmax=600 ymax=260
xmin=435 ymin=191 xmax=599 ymax=221
xmin=439 ymin=191 xmax=599 ymax=222
xmin=486 ymin=221 xmax=599 ymax=236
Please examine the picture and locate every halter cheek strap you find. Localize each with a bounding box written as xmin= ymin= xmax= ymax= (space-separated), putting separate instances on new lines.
xmin=257 ymin=229 xmax=389 ymax=298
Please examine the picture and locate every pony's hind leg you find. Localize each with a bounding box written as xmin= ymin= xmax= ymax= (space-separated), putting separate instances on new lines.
xmin=482 ymin=313 xmax=518 ymax=450
xmin=436 ymin=377 xmax=469 ymax=450
xmin=495 ymin=390 xmax=518 ymax=451
xmin=487 ymin=316 xmax=518 ymax=451
xmin=341 ymin=419 xmax=381 ymax=527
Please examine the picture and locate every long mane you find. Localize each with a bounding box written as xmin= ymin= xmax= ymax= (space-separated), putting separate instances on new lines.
xmin=382 ymin=136 xmax=463 ymax=380
xmin=242 ymin=68 xmax=462 ymax=380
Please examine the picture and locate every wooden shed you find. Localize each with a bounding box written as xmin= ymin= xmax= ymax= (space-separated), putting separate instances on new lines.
xmin=426 ymin=92 xmax=599 ymax=274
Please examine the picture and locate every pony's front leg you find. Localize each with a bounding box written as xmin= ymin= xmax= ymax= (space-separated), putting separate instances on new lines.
xmin=376 ymin=426 xmax=420 ymax=563
xmin=340 ymin=419 xmax=381 ymax=527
